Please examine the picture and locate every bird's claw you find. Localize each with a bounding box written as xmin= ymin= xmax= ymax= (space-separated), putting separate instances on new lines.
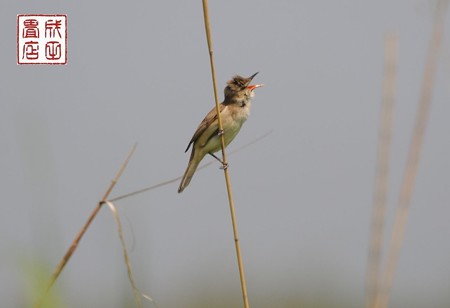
xmin=220 ymin=163 xmax=229 ymax=170
xmin=218 ymin=129 xmax=224 ymax=136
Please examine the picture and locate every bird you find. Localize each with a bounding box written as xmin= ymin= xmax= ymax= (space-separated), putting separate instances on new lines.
xmin=178 ymin=72 xmax=263 ymax=193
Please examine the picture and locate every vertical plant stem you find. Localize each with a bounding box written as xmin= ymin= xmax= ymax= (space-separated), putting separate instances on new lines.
xmin=105 ymin=201 xmax=143 ymax=308
xmin=375 ymin=2 xmax=448 ymax=307
xmin=365 ymin=33 xmax=398 ymax=308
xmin=201 ymin=1 xmax=250 ymax=307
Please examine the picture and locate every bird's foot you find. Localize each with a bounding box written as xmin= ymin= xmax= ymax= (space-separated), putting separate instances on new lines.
xmin=209 ymin=152 xmax=228 ymax=169
xmin=217 ymin=129 xmax=224 ymax=136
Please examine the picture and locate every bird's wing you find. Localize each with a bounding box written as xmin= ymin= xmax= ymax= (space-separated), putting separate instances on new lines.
xmin=184 ymin=104 xmax=226 ymax=152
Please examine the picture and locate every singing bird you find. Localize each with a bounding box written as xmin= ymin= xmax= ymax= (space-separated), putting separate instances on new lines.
xmin=178 ymin=72 xmax=263 ymax=193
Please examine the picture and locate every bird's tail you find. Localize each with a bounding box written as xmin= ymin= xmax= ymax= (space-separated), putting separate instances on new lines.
xmin=178 ymin=150 xmax=202 ymax=193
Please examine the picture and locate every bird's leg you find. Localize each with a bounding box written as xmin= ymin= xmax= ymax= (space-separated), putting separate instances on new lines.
xmin=209 ymin=152 xmax=228 ymax=170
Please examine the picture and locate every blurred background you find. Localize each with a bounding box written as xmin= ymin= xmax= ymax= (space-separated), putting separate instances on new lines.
xmin=1 ymin=1 xmax=449 ymax=307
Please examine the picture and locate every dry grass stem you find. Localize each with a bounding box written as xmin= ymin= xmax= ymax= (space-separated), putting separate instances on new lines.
xmin=374 ymin=2 xmax=448 ymax=307
xmin=365 ymin=33 xmax=398 ymax=308
xmin=106 ymin=201 xmax=156 ymax=308
xmin=202 ymin=1 xmax=249 ymax=307
xmin=36 ymin=144 xmax=137 ymax=307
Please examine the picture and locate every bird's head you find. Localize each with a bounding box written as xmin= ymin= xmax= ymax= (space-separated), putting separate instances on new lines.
xmin=224 ymin=72 xmax=263 ymax=103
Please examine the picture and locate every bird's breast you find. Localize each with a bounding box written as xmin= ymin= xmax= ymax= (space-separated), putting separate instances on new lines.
xmin=228 ymin=102 xmax=251 ymax=123
xmin=219 ymin=103 xmax=251 ymax=145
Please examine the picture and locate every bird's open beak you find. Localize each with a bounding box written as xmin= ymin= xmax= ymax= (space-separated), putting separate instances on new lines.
xmin=249 ymin=72 xmax=259 ymax=80
xmin=247 ymin=72 xmax=262 ymax=91
xmin=247 ymin=84 xmax=264 ymax=91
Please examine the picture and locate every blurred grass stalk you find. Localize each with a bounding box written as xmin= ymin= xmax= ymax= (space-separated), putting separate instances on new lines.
xmin=373 ymin=1 xmax=448 ymax=307
xmin=36 ymin=144 xmax=137 ymax=307
xmin=365 ymin=32 xmax=398 ymax=308
xmin=105 ymin=201 xmax=143 ymax=308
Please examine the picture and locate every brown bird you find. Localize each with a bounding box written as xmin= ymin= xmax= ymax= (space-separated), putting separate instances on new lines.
xmin=178 ymin=72 xmax=263 ymax=193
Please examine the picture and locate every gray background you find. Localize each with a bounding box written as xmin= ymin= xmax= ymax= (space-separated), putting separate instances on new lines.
xmin=1 ymin=1 xmax=450 ymax=307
